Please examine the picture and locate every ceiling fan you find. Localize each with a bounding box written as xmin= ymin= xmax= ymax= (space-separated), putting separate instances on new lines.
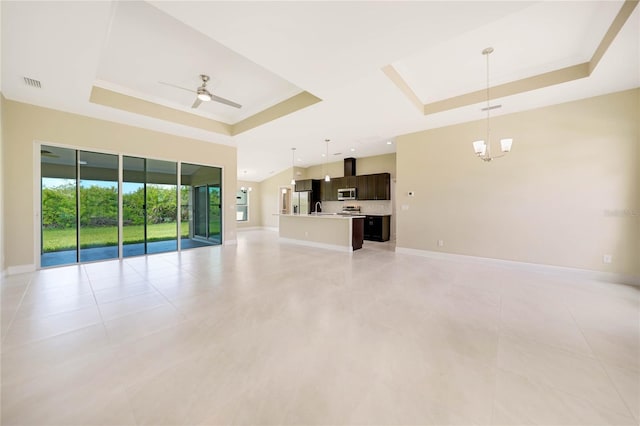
xmin=159 ymin=74 xmax=242 ymax=110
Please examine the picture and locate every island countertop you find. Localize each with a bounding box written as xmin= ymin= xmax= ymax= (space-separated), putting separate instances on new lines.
xmin=279 ymin=213 xmax=366 ymax=219
xmin=278 ymin=214 xmax=364 ymax=252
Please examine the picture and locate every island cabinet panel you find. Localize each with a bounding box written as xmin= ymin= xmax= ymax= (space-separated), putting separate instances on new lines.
xmin=363 ymin=215 xmax=390 ymax=242
xmin=357 ymin=173 xmax=390 ymax=200
xmin=352 ymin=217 xmax=364 ymax=250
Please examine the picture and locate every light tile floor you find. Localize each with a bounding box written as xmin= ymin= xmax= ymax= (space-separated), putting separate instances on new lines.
xmin=1 ymin=230 xmax=638 ymax=425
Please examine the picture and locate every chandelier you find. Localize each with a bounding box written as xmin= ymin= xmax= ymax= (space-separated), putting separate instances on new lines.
xmin=472 ymin=47 xmax=513 ymax=162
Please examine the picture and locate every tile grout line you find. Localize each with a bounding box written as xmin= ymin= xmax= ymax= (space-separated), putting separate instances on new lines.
xmin=1 ymin=274 xmax=35 ymax=348
xmin=84 ymin=263 xmax=146 ymax=426
xmin=499 ymin=296 xmax=637 ymax=421
xmin=564 ymin=300 xmax=639 ymax=422
xmin=489 ymin=290 xmax=504 ymax=425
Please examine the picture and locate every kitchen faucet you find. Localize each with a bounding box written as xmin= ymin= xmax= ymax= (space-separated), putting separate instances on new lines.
xmin=314 ymin=201 xmax=322 ymax=213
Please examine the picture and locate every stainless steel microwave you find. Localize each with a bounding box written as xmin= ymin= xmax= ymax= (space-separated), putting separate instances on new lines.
xmin=337 ymin=188 xmax=356 ymax=200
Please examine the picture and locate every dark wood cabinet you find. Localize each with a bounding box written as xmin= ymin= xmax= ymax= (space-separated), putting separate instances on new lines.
xmin=333 ymin=177 xmax=345 ymax=196
xmin=342 ymin=176 xmax=357 ymax=188
xmin=356 ymin=173 xmax=390 ymax=200
xmin=363 ymin=215 xmax=390 ymax=242
xmin=320 ymin=178 xmax=336 ymax=201
xmin=352 ymin=217 xmax=364 ymax=250
xmin=373 ymin=173 xmax=391 ymax=200
xmin=319 ymin=172 xmax=390 ymax=202
xmin=356 ymin=175 xmax=370 ymax=200
xmin=344 ymin=157 xmax=356 ymax=178
xmin=294 ymin=179 xmax=312 ymax=192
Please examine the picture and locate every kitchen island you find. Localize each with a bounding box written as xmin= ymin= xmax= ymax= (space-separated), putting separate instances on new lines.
xmin=279 ymin=214 xmax=365 ymax=252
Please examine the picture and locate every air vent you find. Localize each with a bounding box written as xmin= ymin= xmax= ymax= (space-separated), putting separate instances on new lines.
xmin=24 ymin=77 xmax=41 ymax=88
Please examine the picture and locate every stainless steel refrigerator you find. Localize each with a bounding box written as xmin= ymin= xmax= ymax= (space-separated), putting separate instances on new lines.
xmin=292 ymin=191 xmax=310 ymax=215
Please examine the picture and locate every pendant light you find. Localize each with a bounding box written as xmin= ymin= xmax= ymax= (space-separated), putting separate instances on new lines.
xmin=290 ymin=147 xmax=296 ymax=185
xmin=324 ymin=139 xmax=331 ymax=182
xmin=472 ymin=47 xmax=513 ymax=162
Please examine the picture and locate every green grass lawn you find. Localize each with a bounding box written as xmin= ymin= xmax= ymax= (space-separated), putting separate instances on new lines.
xmin=43 ymin=222 xmax=190 ymax=252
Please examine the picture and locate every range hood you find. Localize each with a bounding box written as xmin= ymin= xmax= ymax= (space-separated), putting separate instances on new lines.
xmin=344 ymin=157 xmax=356 ymax=177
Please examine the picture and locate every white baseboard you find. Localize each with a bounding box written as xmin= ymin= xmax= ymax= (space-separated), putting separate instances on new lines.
xmin=6 ymin=264 xmax=36 ymax=276
xmin=263 ymin=227 xmax=279 ymax=232
xmin=237 ymin=227 xmax=263 ymax=232
xmin=395 ymin=247 xmax=640 ymax=287
xmin=280 ymin=237 xmax=353 ymax=253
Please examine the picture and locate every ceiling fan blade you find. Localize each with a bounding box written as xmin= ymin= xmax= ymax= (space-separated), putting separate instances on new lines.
xmin=40 ymin=150 xmax=59 ymax=158
xmin=158 ymin=81 xmax=196 ymax=93
xmin=191 ymin=97 xmax=202 ymax=109
xmin=212 ymin=95 xmax=242 ymax=109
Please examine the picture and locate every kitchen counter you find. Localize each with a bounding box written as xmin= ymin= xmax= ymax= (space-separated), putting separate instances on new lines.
xmin=279 ymin=214 xmax=364 ymax=252
xmin=280 ymin=213 xmax=366 ymax=219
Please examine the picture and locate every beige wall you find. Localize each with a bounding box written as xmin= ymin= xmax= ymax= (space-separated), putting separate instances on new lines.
xmin=260 ymin=168 xmax=296 ymax=228
xmin=0 ymin=94 xmax=4 ymax=274
xmin=396 ymin=88 xmax=639 ymax=277
xmin=2 ymin=99 xmax=237 ymax=271
xmin=237 ymin=180 xmax=262 ymax=229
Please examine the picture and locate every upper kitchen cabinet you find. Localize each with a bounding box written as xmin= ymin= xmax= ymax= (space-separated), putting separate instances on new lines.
xmin=320 ymin=178 xmax=339 ymax=201
xmin=342 ymin=175 xmax=357 ymax=188
xmin=296 ymin=179 xmax=313 ymax=192
xmin=357 ymin=173 xmax=390 ymax=200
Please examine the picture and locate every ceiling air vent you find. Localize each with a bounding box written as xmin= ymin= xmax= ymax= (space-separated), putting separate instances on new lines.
xmin=23 ymin=77 xmax=41 ymax=88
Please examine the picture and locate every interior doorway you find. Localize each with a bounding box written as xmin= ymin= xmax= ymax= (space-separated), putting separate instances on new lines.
xmin=280 ymin=187 xmax=292 ymax=215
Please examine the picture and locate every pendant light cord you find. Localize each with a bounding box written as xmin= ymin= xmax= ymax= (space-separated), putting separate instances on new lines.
xmin=485 ymin=49 xmax=491 ymax=158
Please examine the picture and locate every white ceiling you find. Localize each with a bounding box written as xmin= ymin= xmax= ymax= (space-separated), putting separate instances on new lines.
xmin=2 ymin=1 xmax=639 ymax=182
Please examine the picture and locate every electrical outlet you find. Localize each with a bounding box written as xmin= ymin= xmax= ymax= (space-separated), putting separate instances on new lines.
xmin=304 ymin=231 xmax=309 ymax=237
xmin=603 ymin=254 xmax=612 ymax=264
xmin=437 ymin=240 xmax=444 ymax=247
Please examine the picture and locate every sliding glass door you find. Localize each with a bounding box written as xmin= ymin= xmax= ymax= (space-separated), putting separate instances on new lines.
xmin=181 ymin=163 xmax=222 ymax=248
xmin=41 ymin=146 xmax=78 ymax=267
xmin=123 ymin=156 xmax=177 ymax=257
xmin=145 ymin=159 xmax=178 ymax=254
xmin=40 ymin=146 xmax=221 ymax=267
xmin=208 ymin=185 xmax=221 ymax=243
xmin=78 ymin=151 xmax=119 ymax=262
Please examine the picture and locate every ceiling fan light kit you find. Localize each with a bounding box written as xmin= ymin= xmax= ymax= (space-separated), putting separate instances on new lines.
xmin=473 ymin=47 xmax=513 ymax=162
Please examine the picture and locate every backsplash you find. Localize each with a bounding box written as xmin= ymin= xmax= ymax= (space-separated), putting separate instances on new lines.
xmin=322 ymin=200 xmax=392 ymax=215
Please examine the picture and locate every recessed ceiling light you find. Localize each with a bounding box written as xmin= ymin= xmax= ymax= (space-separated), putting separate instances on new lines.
xmin=386 ymin=141 xmax=393 ymax=145
xmin=350 ymin=148 xmax=356 ymax=152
